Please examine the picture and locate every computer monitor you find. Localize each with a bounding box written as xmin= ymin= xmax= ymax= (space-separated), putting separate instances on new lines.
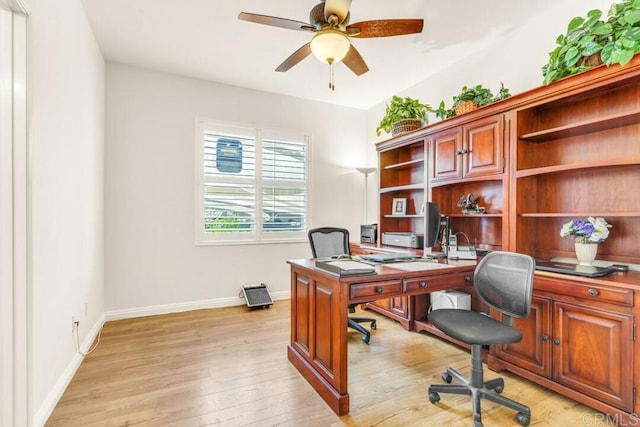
xmin=425 ymin=202 xmax=442 ymax=248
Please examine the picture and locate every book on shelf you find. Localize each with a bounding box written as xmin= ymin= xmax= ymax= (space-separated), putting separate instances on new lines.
xmin=315 ymin=260 xmax=376 ymax=277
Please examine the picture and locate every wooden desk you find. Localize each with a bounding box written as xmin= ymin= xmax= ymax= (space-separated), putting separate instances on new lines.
xmin=286 ymin=258 xmax=476 ymax=415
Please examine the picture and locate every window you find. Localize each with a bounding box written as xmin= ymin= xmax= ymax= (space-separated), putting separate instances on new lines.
xmin=196 ymin=119 xmax=310 ymax=244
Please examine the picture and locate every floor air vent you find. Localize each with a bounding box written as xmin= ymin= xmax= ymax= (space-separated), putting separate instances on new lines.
xmin=242 ymin=283 xmax=273 ymax=309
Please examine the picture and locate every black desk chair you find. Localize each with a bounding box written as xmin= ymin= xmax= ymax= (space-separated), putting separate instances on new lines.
xmin=427 ymin=251 xmax=535 ymax=427
xmin=307 ymin=227 xmax=377 ymax=344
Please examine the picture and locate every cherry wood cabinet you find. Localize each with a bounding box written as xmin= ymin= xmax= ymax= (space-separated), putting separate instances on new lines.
xmin=427 ymin=114 xmax=508 ymax=253
xmin=372 ymin=56 xmax=640 ymax=423
xmin=512 ymin=74 xmax=640 ymax=264
xmin=494 ymin=295 xmax=551 ymax=378
xmin=431 ymin=114 xmax=505 ymax=182
xmin=495 ymin=277 xmax=635 ymax=412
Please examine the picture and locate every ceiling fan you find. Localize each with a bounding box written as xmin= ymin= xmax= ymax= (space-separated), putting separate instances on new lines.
xmin=238 ymin=0 xmax=423 ymax=89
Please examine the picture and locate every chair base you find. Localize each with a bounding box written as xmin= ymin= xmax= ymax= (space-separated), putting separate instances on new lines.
xmin=348 ymin=316 xmax=376 ymax=344
xmin=427 ymin=345 xmax=531 ymax=427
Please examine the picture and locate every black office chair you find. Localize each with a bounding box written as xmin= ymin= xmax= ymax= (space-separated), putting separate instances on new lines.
xmin=307 ymin=227 xmax=377 ymax=344
xmin=427 ymin=251 xmax=535 ymax=427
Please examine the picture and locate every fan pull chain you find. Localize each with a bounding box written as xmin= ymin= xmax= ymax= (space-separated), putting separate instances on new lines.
xmin=328 ymin=60 xmax=335 ymax=91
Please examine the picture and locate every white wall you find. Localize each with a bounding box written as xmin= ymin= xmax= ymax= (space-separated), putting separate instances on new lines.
xmin=29 ymin=0 xmax=104 ymax=423
xmin=104 ymin=64 xmax=368 ymax=312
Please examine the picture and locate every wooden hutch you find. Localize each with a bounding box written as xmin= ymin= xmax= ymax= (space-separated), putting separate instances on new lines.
xmin=355 ymin=56 xmax=640 ymax=422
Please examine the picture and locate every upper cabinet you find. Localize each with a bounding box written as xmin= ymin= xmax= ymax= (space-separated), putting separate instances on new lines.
xmin=432 ymin=114 xmax=505 ymax=183
xmin=429 ymin=113 xmax=509 ymax=252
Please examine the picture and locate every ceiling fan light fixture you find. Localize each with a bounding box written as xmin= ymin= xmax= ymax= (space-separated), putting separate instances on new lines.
xmin=310 ymin=30 xmax=350 ymax=64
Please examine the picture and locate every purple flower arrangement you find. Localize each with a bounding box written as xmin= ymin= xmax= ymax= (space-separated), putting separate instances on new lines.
xmin=560 ymin=217 xmax=612 ymax=244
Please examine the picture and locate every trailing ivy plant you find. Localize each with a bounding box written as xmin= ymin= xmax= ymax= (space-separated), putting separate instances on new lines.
xmin=434 ymin=101 xmax=455 ymax=120
xmin=601 ymin=0 xmax=640 ymax=65
xmin=542 ymin=0 xmax=640 ymax=85
xmin=376 ymin=96 xmax=433 ymax=136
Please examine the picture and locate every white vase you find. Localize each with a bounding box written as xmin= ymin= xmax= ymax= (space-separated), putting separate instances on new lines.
xmin=575 ymin=242 xmax=598 ymax=266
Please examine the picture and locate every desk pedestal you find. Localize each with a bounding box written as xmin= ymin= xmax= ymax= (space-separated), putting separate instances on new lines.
xmin=288 ymin=261 xmax=350 ymax=415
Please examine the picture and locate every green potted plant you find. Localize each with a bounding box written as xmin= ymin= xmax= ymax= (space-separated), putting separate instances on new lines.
xmin=434 ymin=101 xmax=455 ymax=120
xmin=376 ymin=96 xmax=433 ymax=137
xmin=451 ymin=84 xmax=496 ymax=115
xmin=542 ymin=0 xmax=640 ymax=85
xmin=435 ymin=83 xmax=511 ymax=119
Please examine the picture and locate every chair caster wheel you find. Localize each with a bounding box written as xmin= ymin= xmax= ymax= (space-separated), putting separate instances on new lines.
xmin=494 ymin=385 xmax=504 ymax=394
xmin=371 ymin=321 xmax=377 ymax=330
xmin=362 ymin=335 xmax=370 ymax=344
xmin=428 ymin=392 xmax=440 ymax=404
xmin=441 ymin=373 xmax=453 ymax=383
xmin=516 ymin=412 xmax=530 ymax=426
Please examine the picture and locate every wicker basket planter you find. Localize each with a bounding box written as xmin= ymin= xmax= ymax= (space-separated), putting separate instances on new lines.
xmin=392 ymin=118 xmax=423 ymax=136
xmin=454 ymin=100 xmax=479 ymax=116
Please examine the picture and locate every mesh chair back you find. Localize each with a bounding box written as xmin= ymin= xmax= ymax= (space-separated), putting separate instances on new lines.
xmin=308 ymin=227 xmax=350 ymax=258
xmin=474 ymin=251 xmax=535 ymax=319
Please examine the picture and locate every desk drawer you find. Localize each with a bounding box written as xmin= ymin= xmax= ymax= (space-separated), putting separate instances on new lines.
xmin=403 ymin=272 xmax=474 ymax=295
xmin=535 ymin=276 xmax=633 ymax=307
xmin=350 ymin=279 xmax=403 ymax=302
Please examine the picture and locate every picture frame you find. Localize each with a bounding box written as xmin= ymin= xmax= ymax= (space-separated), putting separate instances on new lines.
xmin=392 ymin=198 xmax=407 ymax=216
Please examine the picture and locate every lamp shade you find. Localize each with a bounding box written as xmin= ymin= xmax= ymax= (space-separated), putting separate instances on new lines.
xmin=310 ymin=30 xmax=350 ymax=64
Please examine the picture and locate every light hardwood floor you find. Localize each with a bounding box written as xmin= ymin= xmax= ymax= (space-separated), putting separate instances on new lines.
xmin=46 ymin=300 xmax=606 ymax=426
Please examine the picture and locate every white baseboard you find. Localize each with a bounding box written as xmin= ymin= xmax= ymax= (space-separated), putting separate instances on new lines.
xmin=104 ymin=290 xmax=290 ymax=321
xmin=34 ymin=313 xmax=106 ymax=427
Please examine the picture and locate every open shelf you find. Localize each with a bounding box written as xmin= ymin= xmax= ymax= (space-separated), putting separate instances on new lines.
xmin=383 ymin=214 xmax=423 ymax=218
xmin=379 ymin=183 xmax=424 ymax=193
xmin=448 ymin=213 xmax=503 ymax=218
xmin=384 ymin=158 xmax=424 ymax=170
xmin=519 ymin=212 xmax=640 ymax=218
xmin=516 ymin=158 xmax=640 ymax=178
xmin=519 ymin=110 xmax=640 ymax=142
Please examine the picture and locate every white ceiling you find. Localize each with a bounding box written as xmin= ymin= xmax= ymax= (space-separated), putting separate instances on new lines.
xmin=81 ymin=0 xmax=566 ymax=110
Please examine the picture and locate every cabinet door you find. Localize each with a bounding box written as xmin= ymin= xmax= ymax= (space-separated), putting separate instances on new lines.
xmin=495 ymin=295 xmax=552 ymax=378
xmin=389 ymin=296 xmax=408 ymax=317
xmin=553 ymin=302 xmax=634 ymax=411
xmin=463 ymin=115 xmax=504 ymax=178
xmin=432 ymin=127 xmax=463 ymax=181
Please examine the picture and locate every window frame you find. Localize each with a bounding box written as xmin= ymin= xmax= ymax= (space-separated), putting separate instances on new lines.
xmin=195 ymin=118 xmax=312 ymax=246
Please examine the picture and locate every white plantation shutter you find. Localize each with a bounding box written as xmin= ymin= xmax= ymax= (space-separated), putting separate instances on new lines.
xmin=196 ymin=119 xmax=310 ymax=244
xmin=261 ymin=135 xmax=307 ymax=234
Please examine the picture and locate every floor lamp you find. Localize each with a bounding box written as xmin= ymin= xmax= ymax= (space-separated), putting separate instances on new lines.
xmin=356 ymin=167 xmax=376 ymax=224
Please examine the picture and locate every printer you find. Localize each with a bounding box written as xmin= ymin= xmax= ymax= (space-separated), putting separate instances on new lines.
xmin=360 ymin=224 xmax=377 ymax=244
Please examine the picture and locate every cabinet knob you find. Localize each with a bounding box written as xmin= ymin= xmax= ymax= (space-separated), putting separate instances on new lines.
xmin=419 ymin=281 xmax=427 ymax=288
xmin=588 ymin=288 xmax=599 ymax=297
xmin=455 ymin=150 xmax=463 ymax=155
xmin=541 ymin=334 xmax=549 ymax=341
xmin=376 ymin=286 xmax=384 ymax=294
xmin=461 ymin=148 xmax=469 ymax=154
xmin=552 ymin=338 xmax=561 ymax=346
xmin=464 ymin=276 xmax=472 ymax=282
